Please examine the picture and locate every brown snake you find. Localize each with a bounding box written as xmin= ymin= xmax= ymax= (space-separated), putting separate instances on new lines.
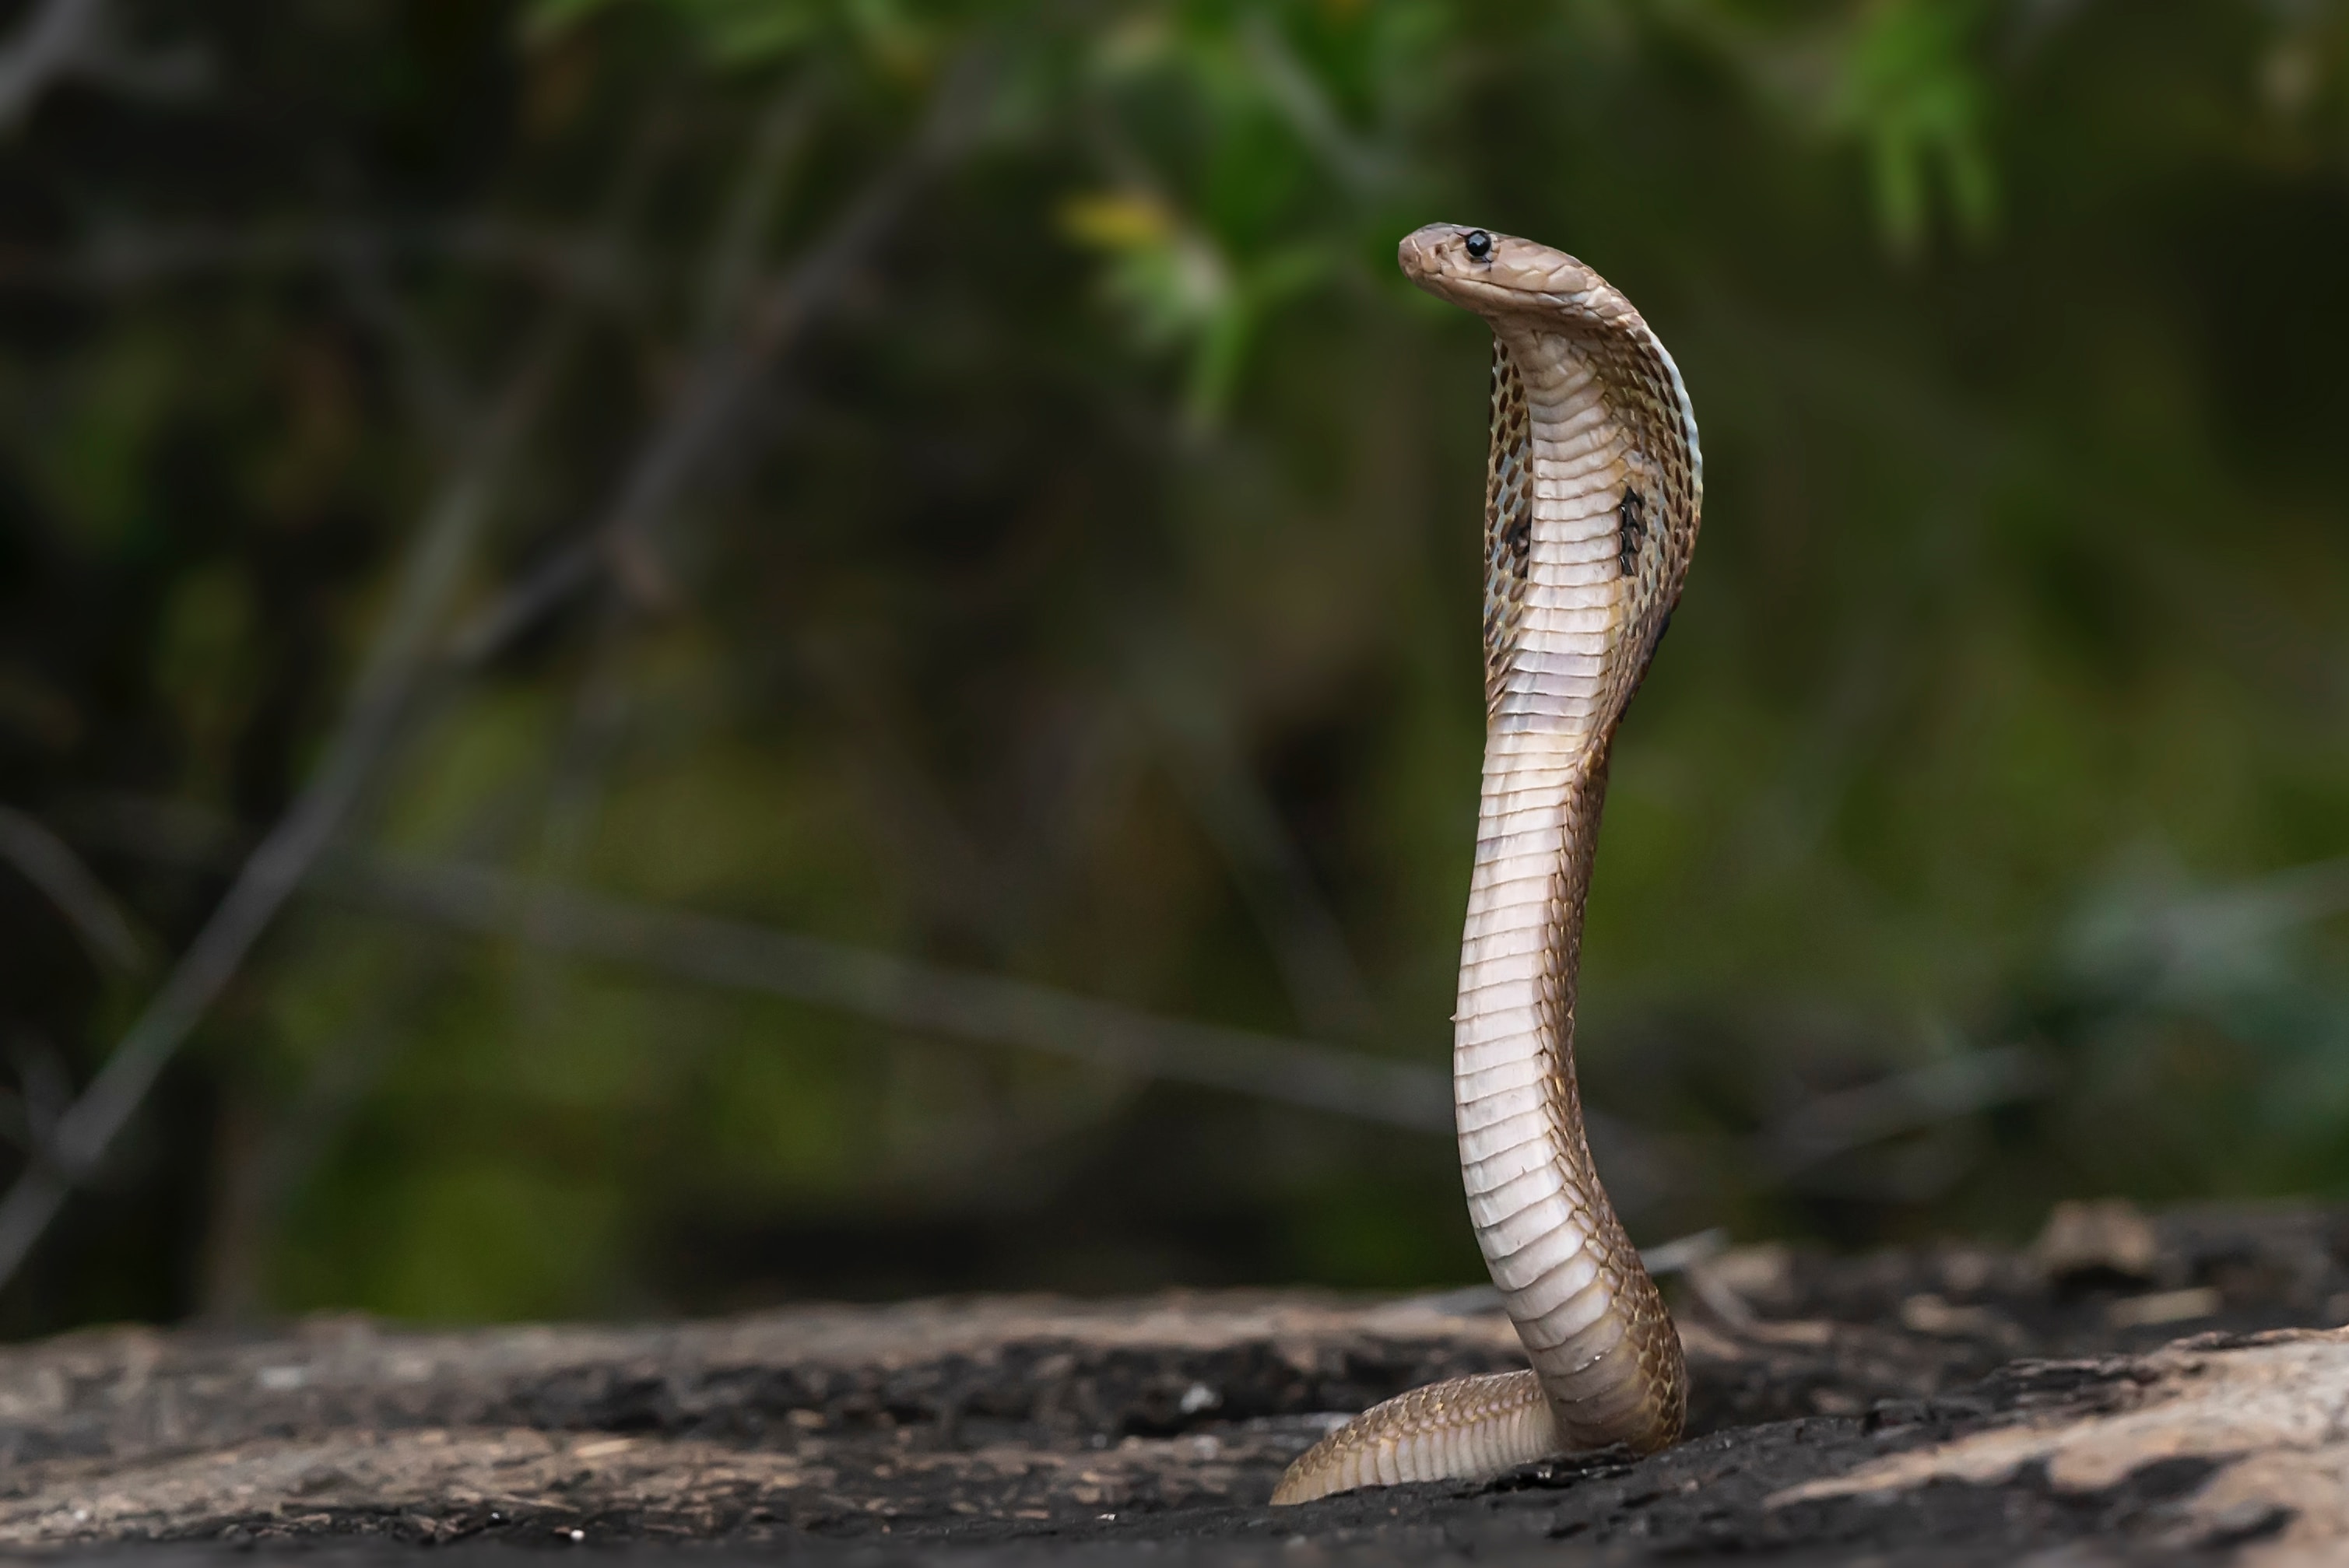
xmin=1271 ymin=225 xmax=1701 ymax=1505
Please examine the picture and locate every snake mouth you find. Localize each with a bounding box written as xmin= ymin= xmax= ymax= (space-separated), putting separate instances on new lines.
xmin=1399 ymin=223 xmax=1605 ymax=322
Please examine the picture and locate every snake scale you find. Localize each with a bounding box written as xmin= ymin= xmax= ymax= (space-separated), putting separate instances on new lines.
xmin=1272 ymin=225 xmax=1702 ymax=1505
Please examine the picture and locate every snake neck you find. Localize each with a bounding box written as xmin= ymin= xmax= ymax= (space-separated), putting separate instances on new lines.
xmin=1453 ymin=324 xmax=1686 ymax=1454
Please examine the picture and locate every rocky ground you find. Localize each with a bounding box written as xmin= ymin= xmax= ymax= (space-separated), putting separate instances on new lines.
xmin=11 ymin=1201 xmax=2349 ymax=1565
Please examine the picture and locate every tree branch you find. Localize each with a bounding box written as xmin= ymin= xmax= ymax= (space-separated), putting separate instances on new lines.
xmin=73 ymin=798 xmax=1452 ymax=1136
xmin=0 ymin=0 xmax=205 ymax=131
xmin=444 ymin=50 xmax=993 ymax=667
xmin=343 ymin=852 xmax=1453 ymax=1133
xmin=0 ymin=0 xmax=100 ymax=129
xmin=0 ymin=326 xmax=570 ymax=1293
xmin=0 ymin=804 xmax=148 ymax=977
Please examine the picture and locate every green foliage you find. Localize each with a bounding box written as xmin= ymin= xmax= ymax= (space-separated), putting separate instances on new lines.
xmin=2 ymin=0 xmax=2349 ymax=1330
xmin=1831 ymin=0 xmax=1999 ymax=251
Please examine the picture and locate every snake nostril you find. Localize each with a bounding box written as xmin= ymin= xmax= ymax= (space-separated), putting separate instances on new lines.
xmin=1463 ymin=229 xmax=1494 ymax=261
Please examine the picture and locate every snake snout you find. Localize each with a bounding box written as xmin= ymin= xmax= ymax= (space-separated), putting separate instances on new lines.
xmin=1397 ymin=223 xmax=1483 ymax=278
xmin=1399 ymin=223 xmax=1536 ymax=311
xmin=1395 ymin=223 xmax=1446 ymax=282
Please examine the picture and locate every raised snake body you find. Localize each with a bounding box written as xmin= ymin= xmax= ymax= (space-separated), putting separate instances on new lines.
xmin=1270 ymin=226 xmax=1701 ymax=1505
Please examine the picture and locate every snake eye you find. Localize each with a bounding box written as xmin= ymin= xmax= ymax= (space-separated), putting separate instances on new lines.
xmin=1463 ymin=229 xmax=1493 ymax=261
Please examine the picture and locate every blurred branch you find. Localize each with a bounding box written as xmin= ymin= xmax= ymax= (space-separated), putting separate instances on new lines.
xmin=501 ymin=75 xmax=830 ymax=1001
xmin=695 ymin=77 xmax=819 ymax=348
xmin=0 ymin=804 xmax=148 ymax=977
xmin=77 ymin=792 xmax=1683 ymax=1205
xmin=198 ymin=124 xmax=683 ymax=1316
xmin=1238 ymin=15 xmax=1383 ymax=194
xmin=1763 ymin=1042 xmax=2051 ymax=1176
xmin=1125 ymin=632 xmax=1382 ymax=1038
xmin=2053 ymin=854 xmax=2349 ymax=1132
xmin=70 ymin=782 xmax=1712 ymax=1204
xmin=0 ymin=1034 xmax=71 ymax=1168
xmin=445 ymin=49 xmax=995 ymax=665
xmin=0 ymin=0 xmax=204 ymax=130
xmin=785 ymin=623 xmax=1073 ymax=954
xmin=0 ymin=0 xmax=96 ymax=128
xmin=202 ymin=926 xmax=469 ymax=1321
xmin=329 ymin=231 xmax=476 ymax=464
xmin=513 ymin=614 xmax=637 ymax=1016
xmin=0 ymin=221 xmax=637 ymax=303
xmin=0 ymin=317 xmax=574 ymax=1293
xmin=77 ymin=796 xmax=1453 ymax=1135
xmin=2073 ymin=854 xmax=2349 ymax=995
xmin=359 ymin=855 xmax=1455 ymax=1132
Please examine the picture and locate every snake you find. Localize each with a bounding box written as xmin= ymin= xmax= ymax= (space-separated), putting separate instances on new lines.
xmin=1270 ymin=224 xmax=1701 ymax=1505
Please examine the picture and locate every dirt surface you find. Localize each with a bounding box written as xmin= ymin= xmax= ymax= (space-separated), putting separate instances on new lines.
xmin=12 ymin=1201 xmax=2349 ymax=1564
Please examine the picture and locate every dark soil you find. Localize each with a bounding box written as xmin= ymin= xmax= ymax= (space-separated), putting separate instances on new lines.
xmin=12 ymin=1200 xmax=2349 ymax=1565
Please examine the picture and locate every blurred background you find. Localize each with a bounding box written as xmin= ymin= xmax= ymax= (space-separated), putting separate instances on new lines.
xmin=0 ymin=0 xmax=2344 ymax=1336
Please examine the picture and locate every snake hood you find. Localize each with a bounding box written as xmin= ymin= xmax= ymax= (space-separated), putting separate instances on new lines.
xmin=1400 ymin=220 xmax=1702 ymax=527
xmin=1403 ymin=223 xmax=1703 ymax=730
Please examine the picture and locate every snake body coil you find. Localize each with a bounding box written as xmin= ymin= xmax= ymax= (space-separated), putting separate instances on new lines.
xmin=1271 ymin=226 xmax=1701 ymax=1505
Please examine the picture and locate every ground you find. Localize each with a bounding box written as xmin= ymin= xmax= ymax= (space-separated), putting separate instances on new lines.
xmin=12 ymin=1201 xmax=2349 ymax=1565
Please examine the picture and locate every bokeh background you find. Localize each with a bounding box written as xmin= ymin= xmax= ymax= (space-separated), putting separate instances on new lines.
xmin=0 ymin=0 xmax=2345 ymax=1336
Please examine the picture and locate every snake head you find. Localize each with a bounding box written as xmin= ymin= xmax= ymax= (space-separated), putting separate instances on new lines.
xmin=1397 ymin=224 xmax=1607 ymax=321
xmin=1397 ymin=221 xmax=1704 ymax=722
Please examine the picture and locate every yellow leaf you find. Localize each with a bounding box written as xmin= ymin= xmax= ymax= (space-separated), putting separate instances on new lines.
xmin=1057 ymin=191 xmax=1174 ymax=251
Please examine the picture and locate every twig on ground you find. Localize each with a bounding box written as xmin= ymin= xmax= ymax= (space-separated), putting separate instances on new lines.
xmin=1639 ymin=1226 xmax=1730 ymax=1277
xmin=1682 ymin=1258 xmax=1762 ymax=1331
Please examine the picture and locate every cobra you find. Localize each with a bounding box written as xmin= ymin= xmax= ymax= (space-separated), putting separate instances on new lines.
xmin=1271 ymin=225 xmax=1701 ymax=1504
